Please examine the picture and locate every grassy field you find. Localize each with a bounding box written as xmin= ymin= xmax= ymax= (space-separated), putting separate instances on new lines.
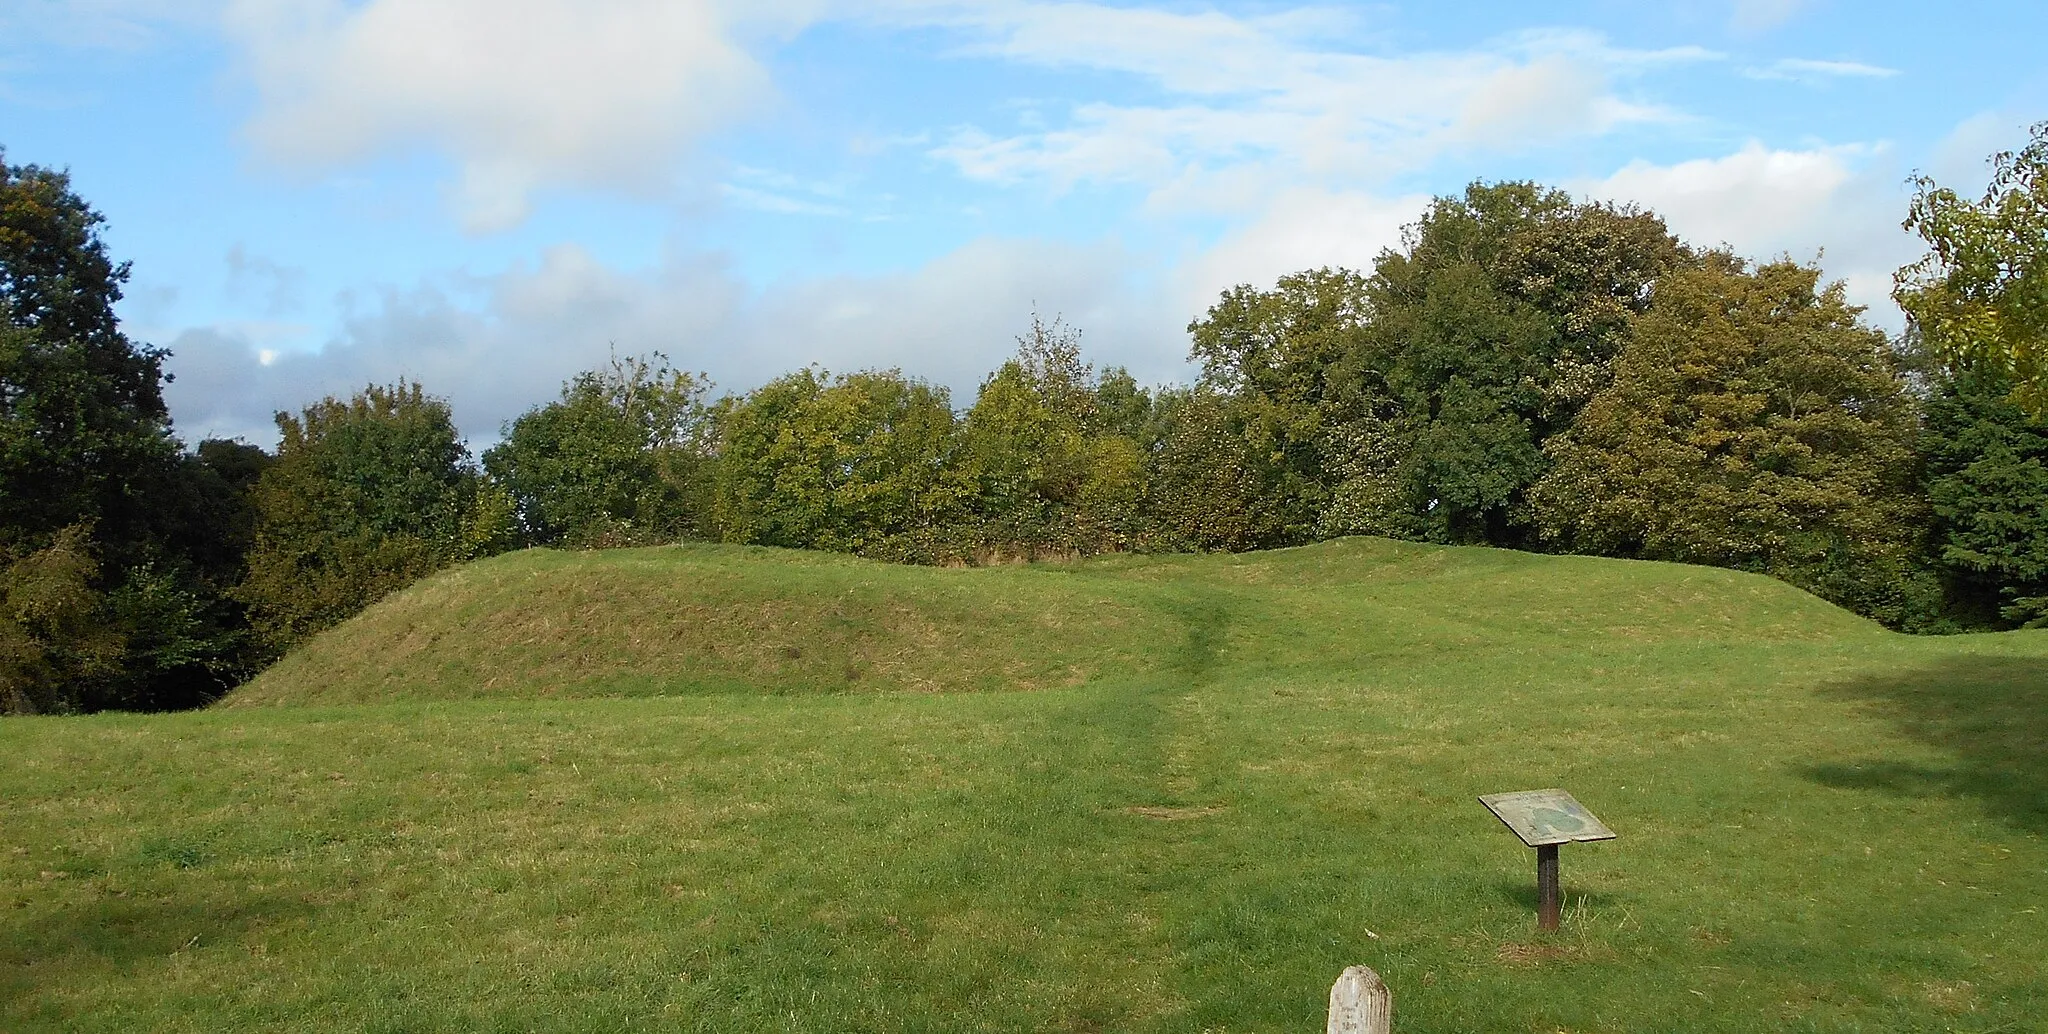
xmin=5 ymin=538 xmax=2045 ymax=1032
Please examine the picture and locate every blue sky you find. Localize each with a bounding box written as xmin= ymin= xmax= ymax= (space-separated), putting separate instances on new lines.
xmin=3 ymin=0 xmax=2044 ymax=447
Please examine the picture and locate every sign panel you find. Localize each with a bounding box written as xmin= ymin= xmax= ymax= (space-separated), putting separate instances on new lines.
xmin=1478 ymin=788 xmax=1616 ymax=847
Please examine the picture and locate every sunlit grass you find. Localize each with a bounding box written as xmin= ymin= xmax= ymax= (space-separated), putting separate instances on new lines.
xmin=5 ymin=539 xmax=2045 ymax=1031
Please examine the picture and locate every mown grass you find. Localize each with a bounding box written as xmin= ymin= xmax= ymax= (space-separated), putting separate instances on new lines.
xmin=5 ymin=538 xmax=2046 ymax=1032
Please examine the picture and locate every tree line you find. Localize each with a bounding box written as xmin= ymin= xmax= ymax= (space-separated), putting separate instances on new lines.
xmin=6 ymin=124 xmax=2047 ymax=713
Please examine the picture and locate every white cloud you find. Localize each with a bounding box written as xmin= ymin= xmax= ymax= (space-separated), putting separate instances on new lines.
xmin=1453 ymin=56 xmax=1676 ymax=144
xmin=1173 ymin=187 xmax=1429 ymax=315
xmin=1742 ymin=57 xmax=1898 ymax=82
xmin=1586 ymin=140 xmax=1916 ymax=323
xmin=225 ymin=0 xmax=815 ymax=231
xmin=911 ymin=11 xmax=1707 ymax=208
xmin=160 ymin=235 xmax=1181 ymax=447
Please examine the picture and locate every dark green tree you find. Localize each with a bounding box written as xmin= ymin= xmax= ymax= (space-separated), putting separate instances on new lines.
xmin=485 ymin=353 xmax=710 ymax=548
xmin=0 ymin=156 xmax=178 ymax=570
xmin=1920 ymin=369 xmax=2048 ymax=626
xmin=238 ymin=382 xmax=513 ymax=650
xmin=1345 ymin=182 xmax=1689 ymax=545
xmin=1186 ymin=184 xmax=1688 ymax=548
xmin=1 ymin=152 xmax=263 ymax=711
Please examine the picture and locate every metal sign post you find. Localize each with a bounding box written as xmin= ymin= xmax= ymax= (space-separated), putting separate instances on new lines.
xmin=1478 ymin=789 xmax=1616 ymax=932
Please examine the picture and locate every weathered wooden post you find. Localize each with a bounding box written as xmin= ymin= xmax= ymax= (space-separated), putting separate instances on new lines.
xmin=1478 ymin=788 xmax=1616 ymax=933
xmin=1327 ymin=965 xmax=1392 ymax=1034
xmin=1535 ymin=843 xmax=1561 ymax=931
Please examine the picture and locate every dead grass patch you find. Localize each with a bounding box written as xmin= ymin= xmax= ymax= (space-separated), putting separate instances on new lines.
xmin=1122 ymin=805 xmax=1227 ymax=821
xmin=1922 ymin=979 xmax=1977 ymax=1012
xmin=1490 ymin=940 xmax=1614 ymax=968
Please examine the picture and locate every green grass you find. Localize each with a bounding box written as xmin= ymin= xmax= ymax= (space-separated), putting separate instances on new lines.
xmin=5 ymin=538 xmax=2046 ymax=1032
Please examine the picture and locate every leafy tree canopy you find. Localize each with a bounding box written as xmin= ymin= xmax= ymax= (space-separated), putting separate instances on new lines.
xmin=712 ymin=368 xmax=966 ymax=558
xmin=959 ymin=315 xmax=1147 ymax=556
xmin=238 ymin=382 xmax=510 ymax=650
xmin=1351 ymin=182 xmax=1689 ymax=545
xmin=0 ymin=156 xmax=178 ymax=559
xmin=1 ymin=152 xmax=268 ymax=711
xmin=485 ymin=353 xmax=711 ymax=548
xmin=1920 ymin=368 xmax=2048 ymax=626
xmin=1533 ymin=256 xmax=1933 ymax=625
xmin=1189 ymin=183 xmax=1689 ymax=547
xmin=1897 ymin=121 xmax=2048 ymax=415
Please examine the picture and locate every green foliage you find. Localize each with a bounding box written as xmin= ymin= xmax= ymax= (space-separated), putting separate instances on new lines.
xmin=1533 ymin=256 xmax=1935 ymax=626
xmin=1920 ymin=369 xmax=2048 ymax=626
xmin=1141 ymin=386 xmax=1312 ymax=552
xmin=0 ymin=153 xmax=131 ymax=346
xmin=711 ymin=368 xmax=967 ymax=557
xmin=1183 ymin=185 xmax=1687 ymax=548
xmin=958 ymin=315 xmax=1147 ymax=557
xmin=0 ymin=155 xmax=177 ymax=561
xmin=1182 ymin=268 xmax=1368 ymax=544
xmin=238 ymin=382 xmax=509 ymax=651
xmin=1 ymin=153 xmax=263 ymax=711
xmin=0 ymin=525 xmax=121 ymax=713
xmin=485 ymin=353 xmax=711 ymax=548
xmin=1897 ymin=121 xmax=2048 ymax=415
xmin=1345 ymin=182 xmax=1688 ymax=545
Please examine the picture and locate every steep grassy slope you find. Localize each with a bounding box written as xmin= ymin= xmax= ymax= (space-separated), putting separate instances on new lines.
xmin=7 ymin=539 xmax=2047 ymax=1033
xmin=228 ymin=537 xmax=1879 ymax=707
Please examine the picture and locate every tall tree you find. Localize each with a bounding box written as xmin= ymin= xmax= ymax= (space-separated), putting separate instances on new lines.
xmin=0 ymin=154 xmax=178 ymax=562
xmin=1532 ymin=256 xmax=1935 ymax=626
xmin=485 ymin=353 xmax=711 ymax=548
xmin=1187 ymin=184 xmax=1688 ymax=548
xmin=1896 ymin=121 xmax=2048 ymax=415
xmin=1919 ymin=368 xmax=2048 ymax=626
xmin=1346 ymin=182 xmax=1689 ymax=545
xmin=238 ymin=382 xmax=511 ymax=650
xmin=1184 ymin=267 xmax=1368 ymax=544
xmin=1 ymin=152 xmax=261 ymax=711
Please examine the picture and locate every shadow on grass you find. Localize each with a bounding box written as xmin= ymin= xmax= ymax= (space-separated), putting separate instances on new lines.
xmin=0 ymin=891 xmax=312 ymax=1008
xmin=1164 ymin=593 xmax=1231 ymax=678
xmin=1804 ymin=655 xmax=2048 ymax=834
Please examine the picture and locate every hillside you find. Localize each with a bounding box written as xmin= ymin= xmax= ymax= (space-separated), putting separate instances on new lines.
xmin=7 ymin=539 xmax=2047 ymax=1032
xmin=227 ymin=537 xmax=1882 ymax=707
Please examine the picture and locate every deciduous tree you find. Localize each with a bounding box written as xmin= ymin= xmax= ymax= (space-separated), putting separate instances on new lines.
xmin=1346 ymin=182 xmax=1688 ymax=545
xmin=711 ymin=369 xmax=966 ymax=558
xmin=1897 ymin=121 xmax=2048 ymax=415
xmin=238 ymin=382 xmax=511 ymax=650
xmin=958 ymin=315 xmax=1146 ymax=557
xmin=1 ymin=152 xmax=262 ymax=710
xmin=485 ymin=353 xmax=710 ymax=547
xmin=1533 ymin=256 xmax=1935 ymax=625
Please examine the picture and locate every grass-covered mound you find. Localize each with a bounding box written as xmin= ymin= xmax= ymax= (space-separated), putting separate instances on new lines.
xmin=7 ymin=539 xmax=2047 ymax=1032
xmin=228 ymin=537 xmax=1877 ymax=707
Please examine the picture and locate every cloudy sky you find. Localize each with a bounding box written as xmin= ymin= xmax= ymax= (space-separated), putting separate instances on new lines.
xmin=4 ymin=0 xmax=2043 ymax=447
